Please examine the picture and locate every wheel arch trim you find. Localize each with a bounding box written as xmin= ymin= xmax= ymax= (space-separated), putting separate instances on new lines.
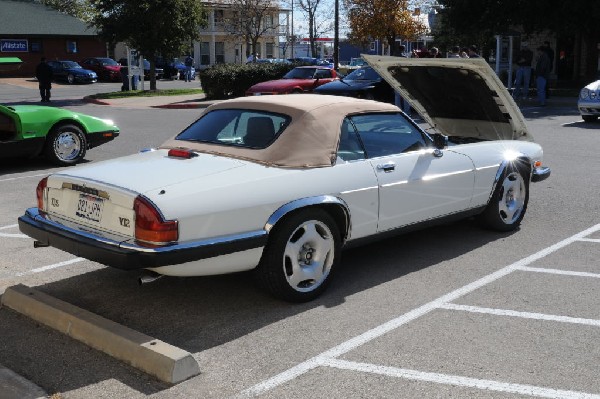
xmin=265 ymin=195 xmax=351 ymax=241
xmin=488 ymin=155 xmax=532 ymax=202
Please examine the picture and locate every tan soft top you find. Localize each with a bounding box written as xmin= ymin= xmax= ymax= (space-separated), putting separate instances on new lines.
xmin=160 ymin=94 xmax=400 ymax=168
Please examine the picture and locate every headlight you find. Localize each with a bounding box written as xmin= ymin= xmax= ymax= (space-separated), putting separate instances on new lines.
xmin=580 ymin=88 xmax=589 ymax=99
xmin=590 ymin=90 xmax=598 ymax=100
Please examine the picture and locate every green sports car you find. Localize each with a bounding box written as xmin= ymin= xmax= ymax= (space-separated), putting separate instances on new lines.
xmin=0 ymin=104 xmax=119 ymax=165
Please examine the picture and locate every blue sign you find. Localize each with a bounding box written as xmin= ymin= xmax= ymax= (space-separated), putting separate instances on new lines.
xmin=1 ymin=39 xmax=28 ymax=53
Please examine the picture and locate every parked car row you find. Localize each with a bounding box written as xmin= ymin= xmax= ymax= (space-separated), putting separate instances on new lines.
xmin=40 ymin=56 xmax=190 ymax=84
xmin=155 ymin=57 xmax=196 ymax=80
xmin=244 ymin=64 xmax=394 ymax=103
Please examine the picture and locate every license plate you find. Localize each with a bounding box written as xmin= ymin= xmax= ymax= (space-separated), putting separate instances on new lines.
xmin=75 ymin=194 xmax=104 ymax=222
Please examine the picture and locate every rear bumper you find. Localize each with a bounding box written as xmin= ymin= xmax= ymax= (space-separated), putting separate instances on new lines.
xmin=18 ymin=207 xmax=268 ymax=271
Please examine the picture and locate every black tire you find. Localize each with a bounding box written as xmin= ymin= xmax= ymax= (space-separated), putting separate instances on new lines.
xmin=44 ymin=124 xmax=87 ymax=166
xmin=478 ymin=164 xmax=529 ymax=231
xmin=254 ymin=208 xmax=341 ymax=302
xmin=582 ymin=115 xmax=598 ymax=122
xmin=67 ymin=74 xmax=75 ymax=84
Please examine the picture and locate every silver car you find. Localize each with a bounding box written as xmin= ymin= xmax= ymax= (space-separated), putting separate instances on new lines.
xmin=578 ymin=79 xmax=600 ymax=122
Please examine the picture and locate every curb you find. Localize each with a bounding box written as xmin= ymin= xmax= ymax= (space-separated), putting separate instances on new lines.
xmin=83 ymin=96 xmax=111 ymax=106
xmin=1 ymin=284 xmax=201 ymax=384
xmin=153 ymin=102 xmax=212 ymax=109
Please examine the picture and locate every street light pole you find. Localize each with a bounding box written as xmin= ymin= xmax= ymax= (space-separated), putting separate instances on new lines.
xmin=334 ymin=0 xmax=339 ymax=69
xmin=291 ymin=0 xmax=294 ymax=59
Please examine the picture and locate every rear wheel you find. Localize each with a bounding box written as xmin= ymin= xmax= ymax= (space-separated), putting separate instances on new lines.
xmin=254 ymin=209 xmax=341 ymax=302
xmin=478 ymin=164 xmax=529 ymax=231
xmin=67 ymin=74 xmax=75 ymax=84
xmin=44 ymin=124 xmax=86 ymax=166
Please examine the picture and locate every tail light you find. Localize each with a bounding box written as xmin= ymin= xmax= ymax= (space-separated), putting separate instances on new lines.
xmin=36 ymin=177 xmax=48 ymax=210
xmin=133 ymin=195 xmax=178 ymax=244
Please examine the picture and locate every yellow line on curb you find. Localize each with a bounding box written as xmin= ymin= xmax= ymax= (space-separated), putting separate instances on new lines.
xmin=1 ymin=284 xmax=200 ymax=384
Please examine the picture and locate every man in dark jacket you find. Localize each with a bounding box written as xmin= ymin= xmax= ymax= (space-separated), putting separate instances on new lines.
xmin=35 ymin=57 xmax=53 ymax=102
xmin=513 ymin=42 xmax=533 ymax=100
xmin=535 ymin=47 xmax=551 ymax=106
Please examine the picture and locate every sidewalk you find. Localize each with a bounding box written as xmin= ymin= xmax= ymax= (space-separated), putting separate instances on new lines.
xmin=0 ymin=363 xmax=47 ymax=399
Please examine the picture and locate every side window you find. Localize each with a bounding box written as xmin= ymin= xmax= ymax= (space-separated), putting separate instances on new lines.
xmin=349 ymin=113 xmax=427 ymax=158
xmin=337 ymin=118 xmax=365 ymax=161
xmin=314 ymin=69 xmax=331 ymax=79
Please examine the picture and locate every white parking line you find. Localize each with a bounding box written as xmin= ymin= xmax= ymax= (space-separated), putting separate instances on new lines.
xmin=440 ymin=303 xmax=600 ymax=327
xmin=0 ymin=224 xmax=27 ymax=238
xmin=14 ymin=258 xmax=85 ymax=277
xmin=578 ymin=238 xmax=600 ymax=243
xmin=0 ymin=224 xmax=18 ymax=230
xmin=518 ymin=266 xmax=600 ymax=279
xmin=237 ymin=223 xmax=600 ymax=398
xmin=0 ymin=173 xmax=47 ymax=183
xmin=323 ymin=359 xmax=600 ymax=399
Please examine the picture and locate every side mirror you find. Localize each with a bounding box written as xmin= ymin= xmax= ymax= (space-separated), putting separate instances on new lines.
xmin=432 ymin=133 xmax=448 ymax=149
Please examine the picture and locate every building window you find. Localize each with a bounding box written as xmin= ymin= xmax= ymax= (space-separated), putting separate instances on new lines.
xmin=30 ymin=40 xmax=42 ymax=53
xmin=200 ymin=42 xmax=210 ymax=65
xmin=214 ymin=10 xmax=224 ymax=26
xmin=215 ymin=42 xmax=225 ymax=63
xmin=66 ymin=40 xmax=78 ymax=54
xmin=264 ymin=14 xmax=273 ymax=29
xmin=266 ymin=42 xmax=274 ymax=58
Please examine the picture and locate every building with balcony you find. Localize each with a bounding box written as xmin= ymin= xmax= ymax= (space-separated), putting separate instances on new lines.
xmin=194 ymin=1 xmax=289 ymax=68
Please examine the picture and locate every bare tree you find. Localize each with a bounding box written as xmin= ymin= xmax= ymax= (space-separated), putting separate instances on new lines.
xmin=297 ymin=0 xmax=334 ymax=57
xmin=225 ymin=0 xmax=281 ymax=60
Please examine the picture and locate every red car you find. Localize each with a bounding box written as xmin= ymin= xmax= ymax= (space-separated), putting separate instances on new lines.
xmin=80 ymin=57 xmax=121 ymax=82
xmin=246 ymin=66 xmax=338 ymax=95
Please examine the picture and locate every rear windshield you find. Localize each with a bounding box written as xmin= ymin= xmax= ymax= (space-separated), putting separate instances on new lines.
xmin=175 ymin=109 xmax=291 ymax=149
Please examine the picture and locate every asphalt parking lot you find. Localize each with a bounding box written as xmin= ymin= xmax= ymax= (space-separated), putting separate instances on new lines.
xmin=1 ymin=79 xmax=599 ymax=398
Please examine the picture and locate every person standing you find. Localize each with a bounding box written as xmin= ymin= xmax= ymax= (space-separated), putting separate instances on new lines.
xmin=394 ymin=47 xmax=412 ymax=115
xmin=542 ymin=41 xmax=555 ymax=98
xmin=448 ymin=46 xmax=461 ymax=58
xmin=535 ymin=46 xmax=551 ymax=106
xmin=184 ymin=54 xmax=194 ymax=82
xmin=468 ymin=45 xmax=480 ymax=58
xmin=513 ymin=42 xmax=533 ymax=100
xmin=35 ymin=57 xmax=53 ymax=102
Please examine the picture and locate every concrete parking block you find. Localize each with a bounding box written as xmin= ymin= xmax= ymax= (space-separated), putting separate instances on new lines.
xmin=0 ymin=284 xmax=200 ymax=384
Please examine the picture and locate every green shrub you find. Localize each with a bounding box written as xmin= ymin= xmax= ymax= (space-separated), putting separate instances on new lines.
xmin=199 ymin=63 xmax=296 ymax=99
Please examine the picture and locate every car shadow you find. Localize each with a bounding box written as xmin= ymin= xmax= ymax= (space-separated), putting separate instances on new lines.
xmin=1 ymin=99 xmax=91 ymax=108
xmin=0 ymin=218 xmax=515 ymax=394
xmin=0 ymin=156 xmax=90 ymax=174
xmin=520 ymin=105 xmax=580 ymax=120
xmin=561 ymin=120 xmax=600 ymax=129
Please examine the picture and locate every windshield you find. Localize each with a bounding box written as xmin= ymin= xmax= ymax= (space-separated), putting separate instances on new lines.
xmin=175 ymin=109 xmax=291 ymax=149
xmin=284 ymin=68 xmax=317 ymax=79
xmin=62 ymin=61 xmax=82 ymax=69
xmin=349 ymin=58 xmax=366 ymax=67
xmin=98 ymin=58 xmax=118 ymax=66
xmin=345 ymin=67 xmax=381 ymax=81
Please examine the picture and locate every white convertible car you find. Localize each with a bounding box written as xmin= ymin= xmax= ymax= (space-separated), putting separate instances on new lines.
xmin=19 ymin=56 xmax=550 ymax=302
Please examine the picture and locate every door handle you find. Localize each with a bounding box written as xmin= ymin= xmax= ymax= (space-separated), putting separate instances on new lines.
xmin=376 ymin=162 xmax=396 ymax=172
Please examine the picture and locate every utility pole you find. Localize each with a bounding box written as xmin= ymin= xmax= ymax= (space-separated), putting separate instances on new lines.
xmin=333 ymin=0 xmax=339 ymax=69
